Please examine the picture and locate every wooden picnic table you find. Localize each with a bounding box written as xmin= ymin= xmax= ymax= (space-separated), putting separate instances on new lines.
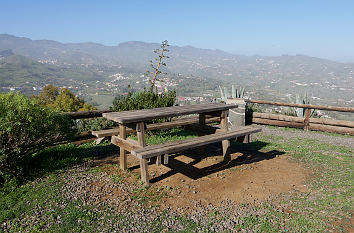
xmin=103 ymin=103 xmax=250 ymax=186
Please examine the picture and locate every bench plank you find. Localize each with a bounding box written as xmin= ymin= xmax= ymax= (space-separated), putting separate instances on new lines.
xmin=131 ymin=126 xmax=261 ymax=159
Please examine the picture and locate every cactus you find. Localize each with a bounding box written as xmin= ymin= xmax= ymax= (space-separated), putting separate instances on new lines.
xmin=288 ymin=94 xmax=315 ymax=117
xmin=219 ymin=85 xmax=245 ymax=103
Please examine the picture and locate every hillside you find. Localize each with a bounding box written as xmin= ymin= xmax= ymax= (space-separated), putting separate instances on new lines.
xmin=0 ymin=34 xmax=353 ymax=109
xmin=0 ymin=53 xmax=123 ymax=87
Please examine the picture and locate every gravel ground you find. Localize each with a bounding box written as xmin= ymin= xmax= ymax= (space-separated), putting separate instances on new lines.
xmin=58 ymin=164 xmax=291 ymax=232
xmin=256 ymin=125 xmax=354 ymax=149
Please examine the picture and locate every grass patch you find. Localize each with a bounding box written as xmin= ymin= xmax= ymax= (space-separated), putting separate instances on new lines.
xmin=0 ymin=175 xmax=127 ymax=232
xmin=25 ymin=141 xmax=118 ymax=180
xmin=253 ymin=133 xmax=353 ymax=232
xmin=0 ymin=126 xmax=352 ymax=232
xmin=129 ymin=127 xmax=198 ymax=145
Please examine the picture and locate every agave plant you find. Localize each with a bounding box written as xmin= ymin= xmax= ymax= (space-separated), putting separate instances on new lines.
xmin=287 ymin=94 xmax=316 ymax=117
xmin=219 ymin=85 xmax=245 ymax=102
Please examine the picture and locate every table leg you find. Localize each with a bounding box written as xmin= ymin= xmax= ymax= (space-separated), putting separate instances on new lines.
xmin=140 ymin=158 xmax=149 ymax=186
xmin=156 ymin=155 xmax=162 ymax=165
xmin=137 ymin=122 xmax=149 ymax=186
xmin=164 ymin=154 xmax=169 ymax=164
xmin=119 ymin=125 xmax=127 ymax=170
xmin=198 ymin=113 xmax=206 ymax=155
xmin=221 ymin=110 xmax=231 ymax=161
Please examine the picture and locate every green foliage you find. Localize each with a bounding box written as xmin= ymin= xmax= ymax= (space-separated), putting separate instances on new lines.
xmin=287 ymin=93 xmax=318 ymax=117
xmin=74 ymin=118 xmax=117 ymax=133
xmin=111 ymin=89 xmax=176 ymax=112
xmin=36 ymin=85 xmax=96 ymax=112
xmin=245 ymin=103 xmax=264 ymax=125
xmin=38 ymin=84 xmax=59 ymax=105
xmin=0 ymin=92 xmax=73 ymax=184
xmin=129 ymin=128 xmax=197 ymax=145
xmin=52 ymin=88 xmax=96 ymax=112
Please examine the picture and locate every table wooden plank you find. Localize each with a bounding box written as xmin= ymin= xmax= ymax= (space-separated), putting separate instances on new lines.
xmin=103 ymin=103 xmax=238 ymax=124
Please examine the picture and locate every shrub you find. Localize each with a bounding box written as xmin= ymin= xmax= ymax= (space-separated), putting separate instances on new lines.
xmin=0 ymin=92 xmax=73 ymax=184
xmin=111 ymin=89 xmax=176 ymax=112
xmin=35 ymin=85 xmax=96 ymax=112
xmin=74 ymin=118 xmax=117 ymax=133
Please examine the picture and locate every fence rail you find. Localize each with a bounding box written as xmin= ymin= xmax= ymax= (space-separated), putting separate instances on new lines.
xmin=65 ymin=110 xmax=112 ymax=119
xmin=245 ymin=99 xmax=354 ymax=112
xmin=65 ymin=100 xmax=354 ymax=140
xmin=245 ymin=99 xmax=354 ymax=135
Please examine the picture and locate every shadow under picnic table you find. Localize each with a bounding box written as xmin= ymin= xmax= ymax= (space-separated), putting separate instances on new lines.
xmin=127 ymin=141 xmax=285 ymax=184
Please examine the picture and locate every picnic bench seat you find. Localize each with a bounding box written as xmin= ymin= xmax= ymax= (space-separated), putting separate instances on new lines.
xmin=111 ymin=126 xmax=262 ymax=186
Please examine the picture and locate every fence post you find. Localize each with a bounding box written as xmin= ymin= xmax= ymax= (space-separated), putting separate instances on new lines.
xmin=304 ymin=108 xmax=311 ymax=131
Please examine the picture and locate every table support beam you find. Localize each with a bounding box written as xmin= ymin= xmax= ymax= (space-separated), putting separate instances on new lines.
xmin=221 ymin=110 xmax=231 ymax=161
xmin=140 ymin=158 xmax=149 ymax=186
xmin=137 ymin=122 xmax=149 ymax=186
xmin=119 ymin=125 xmax=127 ymax=170
xmin=198 ymin=113 xmax=206 ymax=155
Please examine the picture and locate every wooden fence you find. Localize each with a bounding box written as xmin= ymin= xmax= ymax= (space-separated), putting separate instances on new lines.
xmin=65 ymin=100 xmax=354 ymax=140
xmin=245 ymin=99 xmax=354 ymax=135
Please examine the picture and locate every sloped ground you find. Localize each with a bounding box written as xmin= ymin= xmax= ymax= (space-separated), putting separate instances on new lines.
xmin=1 ymin=126 xmax=353 ymax=232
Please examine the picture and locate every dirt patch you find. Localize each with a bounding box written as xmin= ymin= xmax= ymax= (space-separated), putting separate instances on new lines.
xmin=90 ymin=143 xmax=310 ymax=212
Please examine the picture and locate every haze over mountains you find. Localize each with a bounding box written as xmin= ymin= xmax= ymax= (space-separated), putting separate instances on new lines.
xmin=0 ymin=33 xmax=353 ymax=114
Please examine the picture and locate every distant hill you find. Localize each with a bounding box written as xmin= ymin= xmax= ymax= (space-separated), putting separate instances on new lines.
xmin=0 ymin=49 xmax=14 ymax=58
xmin=0 ymin=34 xmax=353 ymax=108
xmin=1 ymin=34 xmax=353 ymax=82
xmin=0 ymin=53 xmax=112 ymax=86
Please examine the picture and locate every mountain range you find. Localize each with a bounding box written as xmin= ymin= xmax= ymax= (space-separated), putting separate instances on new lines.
xmin=0 ymin=33 xmax=353 ymax=110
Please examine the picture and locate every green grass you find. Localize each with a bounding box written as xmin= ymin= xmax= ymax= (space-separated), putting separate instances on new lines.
xmin=252 ymin=134 xmax=353 ymax=232
xmin=129 ymin=127 xmax=198 ymax=145
xmin=26 ymin=141 xmax=118 ymax=179
xmin=266 ymin=125 xmax=354 ymax=138
xmin=0 ymin=174 xmax=125 ymax=232
xmin=0 ymin=127 xmax=353 ymax=232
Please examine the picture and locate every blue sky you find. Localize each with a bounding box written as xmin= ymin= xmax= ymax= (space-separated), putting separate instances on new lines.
xmin=1 ymin=0 xmax=354 ymax=62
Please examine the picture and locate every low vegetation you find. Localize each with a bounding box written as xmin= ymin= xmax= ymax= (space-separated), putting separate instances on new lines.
xmin=0 ymin=126 xmax=352 ymax=232
xmin=35 ymin=84 xmax=96 ymax=112
xmin=0 ymin=92 xmax=73 ymax=184
xmin=111 ymin=89 xmax=176 ymax=112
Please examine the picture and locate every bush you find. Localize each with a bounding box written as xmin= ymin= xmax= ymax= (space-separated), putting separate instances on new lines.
xmin=35 ymin=84 xmax=96 ymax=112
xmin=0 ymin=92 xmax=73 ymax=184
xmin=73 ymin=118 xmax=117 ymax=133
xmin=111 ymin=89 xmax=176 ymax=112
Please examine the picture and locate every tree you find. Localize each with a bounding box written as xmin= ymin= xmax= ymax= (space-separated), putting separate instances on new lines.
xmin=145 ymin=40 xmax=170 ymax=92
xmin=38 ymin=84 xmax=59 ymax=105
xmin=37 ymin=85 xmax=96 ymax=112
xmin=52 ymin=88 xmax=95 ymax=112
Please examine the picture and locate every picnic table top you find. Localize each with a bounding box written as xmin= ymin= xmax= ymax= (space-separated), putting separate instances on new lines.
xmin=103 ymin=103 xmax=238 ymax=124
